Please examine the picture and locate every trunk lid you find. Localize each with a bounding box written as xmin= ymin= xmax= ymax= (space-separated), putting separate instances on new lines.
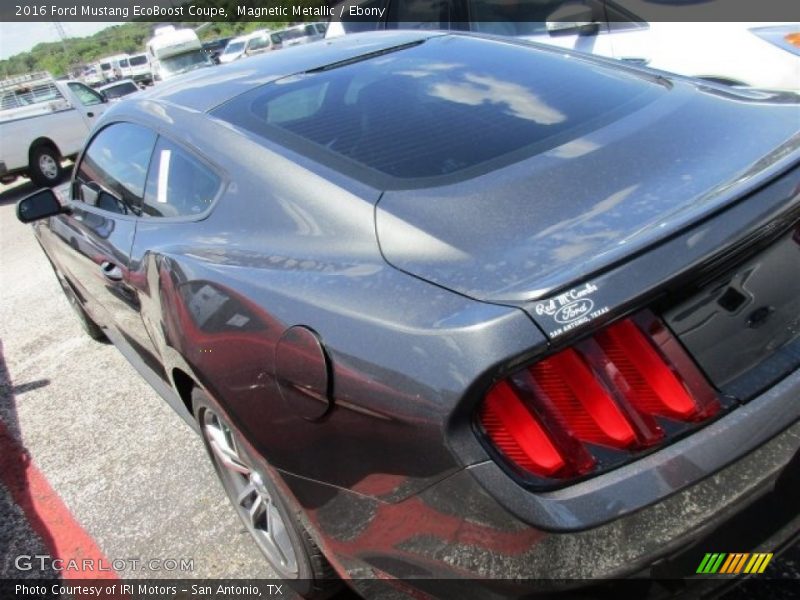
xmin=376 ymin=82 xmax=800 ymax=313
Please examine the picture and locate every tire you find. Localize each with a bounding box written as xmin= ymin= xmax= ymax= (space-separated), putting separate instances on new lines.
xmin=29 ymin=144 xmax=62 ymax=187
xmin=46 ymin=256 xmax=108 ymax=342
xmin=192 ymin=388 xmax=341 ymax=599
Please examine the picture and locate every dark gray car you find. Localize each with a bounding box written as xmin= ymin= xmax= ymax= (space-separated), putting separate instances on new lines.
xmin=17 ymin=31 xmax=800 ymax=598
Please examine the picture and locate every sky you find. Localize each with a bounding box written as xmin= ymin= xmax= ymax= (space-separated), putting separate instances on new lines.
xmin=0 ymin=22 xmax=123 ymax=60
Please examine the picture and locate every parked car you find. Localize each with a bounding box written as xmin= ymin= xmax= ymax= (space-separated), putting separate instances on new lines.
xmin=99 ymin=79 xmax=142 ymax=103
xmin=326 ymin=0 xmax=800 ymax=91
xmin=219 ymin=30 xmax=282 ymax=64
xmin=146 ymin=26 xmax=214 ymax=82
xmin=1 ymin=71 xmax=108 ymax=186
xmin=202 ymin=37 xmax=234 ymax=64
xmin=16 ymin=31 xmax=800 ymax=598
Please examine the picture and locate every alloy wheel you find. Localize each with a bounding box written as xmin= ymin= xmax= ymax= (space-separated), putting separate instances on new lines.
xmin=38 ymin=154 xmax=59 ymax=181
xmin=202 ymin=409 xmax=299 ymax=578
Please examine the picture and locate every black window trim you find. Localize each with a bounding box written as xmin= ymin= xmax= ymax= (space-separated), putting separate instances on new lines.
xmin=141 ymin=133 xmax=226 ymax=222
xmin=71 ymin=120 xmax=227 ymax=223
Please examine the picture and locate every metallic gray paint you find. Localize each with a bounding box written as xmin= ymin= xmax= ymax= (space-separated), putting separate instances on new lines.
xmin=23 ymin=31 xmax=800 ymax=588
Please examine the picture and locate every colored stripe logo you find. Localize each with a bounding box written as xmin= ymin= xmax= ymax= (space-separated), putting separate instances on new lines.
xmin=697 ymin=552 xmax=773 ymax=574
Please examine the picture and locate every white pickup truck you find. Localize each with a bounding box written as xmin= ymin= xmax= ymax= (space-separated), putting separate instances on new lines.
xmin=0 ymin=72 xmax=109 ymax=187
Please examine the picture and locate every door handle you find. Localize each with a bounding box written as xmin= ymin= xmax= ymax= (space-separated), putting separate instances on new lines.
xmin=100 ymin=261 xmax=123 ymax=281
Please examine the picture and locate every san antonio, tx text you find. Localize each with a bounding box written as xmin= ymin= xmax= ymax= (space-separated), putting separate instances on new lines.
xmin=16 ymin=583 xmax=285 ymax=596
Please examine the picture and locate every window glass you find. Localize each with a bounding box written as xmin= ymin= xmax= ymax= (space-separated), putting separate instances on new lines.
xmin=248 ymin=35 xmax=269 ymax=52
xmin=119 ymin=59 xmax=129 ymax=68
xmin=142 ymin=138 xmax=220 ymax=218
xmin=130 ymin=55 xmax=148 ymax=66
xmin=224 ymin=41 xmax=246 ymax=56
xmin=75 ymin=123 xmax=156 ymax=214
xmin=211 ymin=35 xmax=662 ymax=185
xmin=67 ymin=82 xmax=104 ymax=106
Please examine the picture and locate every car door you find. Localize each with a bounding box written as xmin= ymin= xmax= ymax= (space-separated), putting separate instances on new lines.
xmin=44 ymin=122 xmax=160 ymax=363
xmin=65 ymin=81 xmax=108 ymax=129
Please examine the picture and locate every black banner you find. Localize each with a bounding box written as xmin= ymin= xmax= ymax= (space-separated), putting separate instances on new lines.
xmin=1 ymin=0 xmax=799 ymax=23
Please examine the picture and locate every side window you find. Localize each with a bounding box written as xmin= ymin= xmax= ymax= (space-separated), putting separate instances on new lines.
xmin=67 ymin=82 xmax=104 ymax=106
xmin=248 ymin=35 xmax=268 ymax=52
xmin=74 ymin=122 xmax=157 ymax=215
xmin=142 ymin=138 xmax=220 ymax=218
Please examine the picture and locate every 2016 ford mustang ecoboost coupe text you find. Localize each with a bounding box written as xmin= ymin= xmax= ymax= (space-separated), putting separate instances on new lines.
xmin=17 ymin=31 xmax=800 ymax=598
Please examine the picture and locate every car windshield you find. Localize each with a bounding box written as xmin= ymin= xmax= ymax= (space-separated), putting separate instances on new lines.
xmin=103 ymin=82 xmax=138 ymax=99
xmin=223 ymin=42 xmax=245 ymax=56
xmin=212 ymin=35 xmax=663 ymax=186
xmin=161 ymin=51 xmax=212 ymax=76
xmin=100 ymin=63 xmax=111 ymax=71
xmin=130 ymin=55 xmax=148 ymax=66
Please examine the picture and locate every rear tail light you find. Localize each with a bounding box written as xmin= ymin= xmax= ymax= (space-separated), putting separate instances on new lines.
xmin=477 ymin=311 xmax=722 ymax=483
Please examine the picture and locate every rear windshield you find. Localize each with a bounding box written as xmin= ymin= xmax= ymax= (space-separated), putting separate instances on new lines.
xmin=130 ymin=55 xmax=148 ymax=66
xmin=211 ymin=35 xmax=663 ymax=187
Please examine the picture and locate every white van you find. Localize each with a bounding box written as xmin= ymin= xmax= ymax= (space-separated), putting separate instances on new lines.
xmin=97 ymin=54 xmax=130 ymax=82
xmin=127 ymin=53 xmax=153 ymax=85
xmin=146 ymin=27 xmax=214 ymax=81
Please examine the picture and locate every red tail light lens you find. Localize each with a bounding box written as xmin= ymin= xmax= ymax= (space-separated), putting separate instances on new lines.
xmin=478 ymin=311 xmax=721 ymax=482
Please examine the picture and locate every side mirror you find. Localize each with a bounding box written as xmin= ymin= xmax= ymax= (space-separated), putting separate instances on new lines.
xmin=16 ymin=188 xmax=68 ymax=223
xmin=546 ymin=2 xmax=599 ymax=37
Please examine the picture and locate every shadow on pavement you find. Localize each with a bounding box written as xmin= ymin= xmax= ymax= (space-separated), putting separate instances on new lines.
xmin=0 ymin=339 xmax=58 ymax=579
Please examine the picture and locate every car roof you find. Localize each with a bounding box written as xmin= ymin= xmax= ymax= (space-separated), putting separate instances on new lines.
xmin=138 ymin=31 xmax=442 ymax=113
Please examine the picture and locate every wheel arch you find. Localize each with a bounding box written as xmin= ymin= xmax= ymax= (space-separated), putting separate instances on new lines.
xmin=29 ymin=137 xmax=62 ymax=161
xmin=171 ymin=367 xmax=198 ymax=417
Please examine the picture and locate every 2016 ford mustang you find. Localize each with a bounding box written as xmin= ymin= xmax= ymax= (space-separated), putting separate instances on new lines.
xmin=17 ymin=31 xmax=800 ymax=598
